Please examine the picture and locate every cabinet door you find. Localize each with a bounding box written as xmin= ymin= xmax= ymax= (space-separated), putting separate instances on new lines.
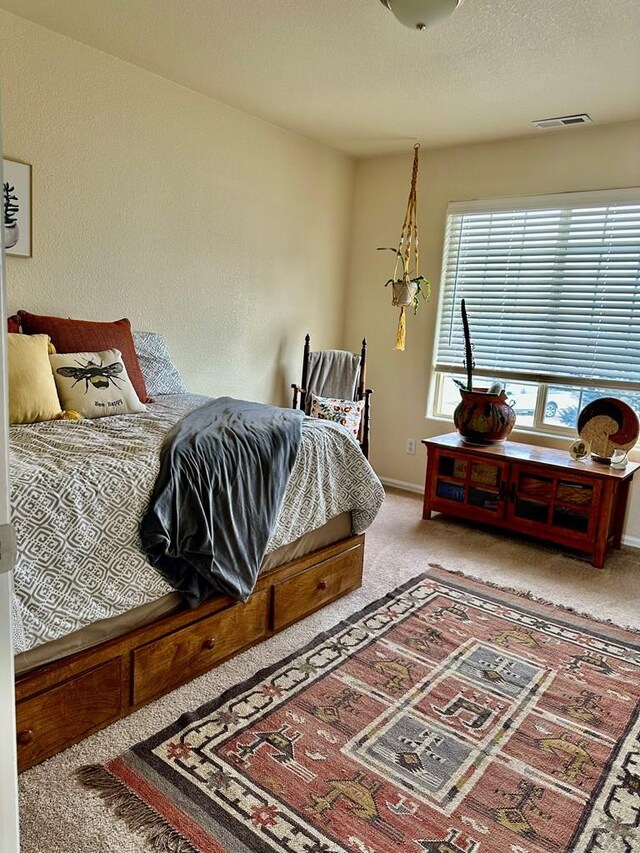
xmin=506 ymin=464 xmax=554 ymax=531
xmin=431 ymin=450 xmax=508 ymax=521
xmin=550 ymin=475 xmax=601 ymax=541
xmin=506 ymin=463 xmax=600 ymax=542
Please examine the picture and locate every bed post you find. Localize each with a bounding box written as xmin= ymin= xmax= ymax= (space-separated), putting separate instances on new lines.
xmin=358 ymin=338 xmax=367 ymax=400
xmin=299 ymin=333 xmax=311 ymax=413
xmin=358 ymin=338 xmax=372 ymax=459
xmin=361 ymin=389 xmax=372 ymax=459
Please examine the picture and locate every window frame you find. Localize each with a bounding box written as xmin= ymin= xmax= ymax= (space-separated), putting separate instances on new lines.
xmin=429 ymin=187 xmax=640 ymax=444
xmin=433 ymin=373 xmax=581 ymax=435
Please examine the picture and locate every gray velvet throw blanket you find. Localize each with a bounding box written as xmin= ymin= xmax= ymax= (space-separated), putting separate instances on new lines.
xmin=140 ymin=397 xmax=304 ymax=607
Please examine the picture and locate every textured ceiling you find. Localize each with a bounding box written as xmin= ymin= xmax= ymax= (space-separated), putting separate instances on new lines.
xmin=1 ymin=0 xmax=639 ymax=156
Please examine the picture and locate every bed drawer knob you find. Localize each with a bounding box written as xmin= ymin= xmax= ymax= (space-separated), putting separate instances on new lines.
xmin=17 ymin=729 xmax=34 ymax=746
xmin=317 ymin=580 xmax=328 ymax=591
xmin=203 ymin=638 xmax=216 ymax=651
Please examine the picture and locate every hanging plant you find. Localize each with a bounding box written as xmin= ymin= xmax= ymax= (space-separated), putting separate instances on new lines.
xmin=378 ymin=249 xmax=430 ymax=315
xmin=377 ymin=144 xmax=430 ymax=351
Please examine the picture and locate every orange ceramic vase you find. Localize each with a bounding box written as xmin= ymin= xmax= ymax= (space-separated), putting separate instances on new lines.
xmin=454 ymin=388 xmax=516 ymax=444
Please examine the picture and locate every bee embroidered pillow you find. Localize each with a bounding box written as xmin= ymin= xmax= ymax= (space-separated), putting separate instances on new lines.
xmin=49 ymin=348 xmax=146 ymax=418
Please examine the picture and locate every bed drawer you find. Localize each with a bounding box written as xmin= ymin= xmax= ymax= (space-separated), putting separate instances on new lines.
xmin=16 ymin=657 xmax=124 ymax=770
xmin=132 ymin=590 xmax=268 ymax=706
xmin=272 ymin=543 xmax=363 ymax=632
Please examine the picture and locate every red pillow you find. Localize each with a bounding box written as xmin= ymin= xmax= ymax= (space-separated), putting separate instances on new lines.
xmin=7 ymin=315 xmax=20 ymax=333
xmin=18 ymin=311 xmax=150 ymax=403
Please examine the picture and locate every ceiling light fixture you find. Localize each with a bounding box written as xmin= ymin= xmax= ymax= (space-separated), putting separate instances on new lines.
xmin=380 ymin=0 xmax=463 ymax=31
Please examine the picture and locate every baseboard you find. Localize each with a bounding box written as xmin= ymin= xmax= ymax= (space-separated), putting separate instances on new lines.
xmin=380 ymin=478 xmax=640 ymax=551
xmin=380 ymin=477 xmax=423 ymax=495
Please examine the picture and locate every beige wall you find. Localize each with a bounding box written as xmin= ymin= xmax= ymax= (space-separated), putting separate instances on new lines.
xmin=0 ymin=11 xmax=355 ymax=404
xmin=344 ymin=120 xmax=640 ymax=542
xmin=2 ymin=11 xmax=639 ymax=542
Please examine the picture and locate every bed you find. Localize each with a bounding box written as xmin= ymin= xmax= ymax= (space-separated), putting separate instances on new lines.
xmin=11 ymin=392 xmax=384 ymax=770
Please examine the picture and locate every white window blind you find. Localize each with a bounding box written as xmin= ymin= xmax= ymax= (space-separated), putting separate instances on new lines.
xmin=434 ymin=189 xmax=640 ymax=390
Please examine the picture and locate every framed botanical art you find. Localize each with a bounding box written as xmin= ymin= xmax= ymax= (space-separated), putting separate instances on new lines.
xmin=3 ymin=158 xmax=32 ymax=257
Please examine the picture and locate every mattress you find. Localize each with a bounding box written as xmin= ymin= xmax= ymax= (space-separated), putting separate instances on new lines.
xmin=14 ymin=512 xmax=351 ymax=675
xmin=10 ymin=393 xmax=384 ymax=656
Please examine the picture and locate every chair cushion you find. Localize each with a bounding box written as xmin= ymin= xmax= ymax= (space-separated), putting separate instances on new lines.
xmin=309 ymin=393 xmax=364 ymax=438
xmin=18 ymin=311 xmax=150 ymax=403
xmin=50 ymin=348 xmax=146 ymax=419
xmin=8 ymin=333 xmax=63 ymax=424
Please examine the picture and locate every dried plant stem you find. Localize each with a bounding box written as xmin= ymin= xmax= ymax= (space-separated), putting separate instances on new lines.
xmin=461 ymin=298 xmax=473 ymax=391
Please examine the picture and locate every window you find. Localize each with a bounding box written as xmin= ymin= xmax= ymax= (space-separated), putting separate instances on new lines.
xmin=432 ymin=189 xmax=640 ymax=434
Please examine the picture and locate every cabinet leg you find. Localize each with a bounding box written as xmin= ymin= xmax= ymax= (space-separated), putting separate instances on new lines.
xmin=592 ymin=526 xmax=609 ymax=568
xmin=422 ymin=448 xmax=432 ymax=520
xmin=592 ymin=521 xmax=610 ymax=567
xmin=612 ymin=480 xmax=630 ymax=549
xmin=591 ymin=481 xmax=615 ymax=569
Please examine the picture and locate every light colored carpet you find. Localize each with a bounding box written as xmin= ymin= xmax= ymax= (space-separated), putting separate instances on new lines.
xmin=17 ymin=489 xmax=640 ymax=853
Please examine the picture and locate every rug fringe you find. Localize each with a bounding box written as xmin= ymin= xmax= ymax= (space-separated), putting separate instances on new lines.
xmin=77 ymin=764 xmax=199 ymax=853
xmin=428 ymin=563 xmax=640 ymax=636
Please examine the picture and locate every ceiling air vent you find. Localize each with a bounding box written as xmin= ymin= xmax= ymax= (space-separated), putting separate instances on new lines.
xmin=532 ymin=114 xmax=592 ymax=129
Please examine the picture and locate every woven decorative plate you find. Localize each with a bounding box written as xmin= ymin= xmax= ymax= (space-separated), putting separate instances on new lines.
xmin=577 ymin=397 xmax=639 ymax=459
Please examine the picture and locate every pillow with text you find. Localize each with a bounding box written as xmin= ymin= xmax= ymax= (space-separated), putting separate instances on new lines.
xmin=50 ymin=348 xmax=146 ymax=419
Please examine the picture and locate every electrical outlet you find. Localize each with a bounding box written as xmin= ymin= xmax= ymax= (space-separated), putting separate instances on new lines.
xmin=406 ymin=438 xmax=416 ymax=455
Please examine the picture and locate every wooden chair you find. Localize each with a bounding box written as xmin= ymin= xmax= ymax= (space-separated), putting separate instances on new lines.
xmin=291 ymin=334 xmax=373 ymax=458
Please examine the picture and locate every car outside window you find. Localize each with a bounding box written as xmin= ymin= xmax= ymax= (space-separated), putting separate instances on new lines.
xmin=434 ymin=374 xmax=640 ymax=444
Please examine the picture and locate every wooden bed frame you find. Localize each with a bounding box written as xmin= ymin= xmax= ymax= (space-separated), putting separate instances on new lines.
xmin=15 ymin=534 xmax=365 ymax=772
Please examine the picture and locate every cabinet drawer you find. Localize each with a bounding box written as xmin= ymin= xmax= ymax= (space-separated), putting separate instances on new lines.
xmin=273 ymin=545 xmax=363 ymax=632
xmin=17 ymin=658 xmax=123 ymax=770
xmin=133 ymin=590 xmax=268 ymax=706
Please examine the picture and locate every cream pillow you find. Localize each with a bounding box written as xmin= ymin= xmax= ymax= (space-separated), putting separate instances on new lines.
xmin=309 ymin=393 xmax=364 ymax=438
xmin=8 ymin=333 xmax=63 ymax=424
xmin=50 ymin=348 xmax=146 ymax=419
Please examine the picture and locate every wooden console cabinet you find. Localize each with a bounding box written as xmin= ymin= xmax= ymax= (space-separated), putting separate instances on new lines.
xmin=422 ymin=433 xmax=639 ymax=568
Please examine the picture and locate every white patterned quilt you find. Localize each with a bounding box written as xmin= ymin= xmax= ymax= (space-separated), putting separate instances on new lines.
xmin=10 ymin=394 xmax=384 ymax=654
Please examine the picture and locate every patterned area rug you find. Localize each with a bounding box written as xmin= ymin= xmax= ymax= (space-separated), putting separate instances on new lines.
xmin=79 ymin=566 xmax=640 ymax=853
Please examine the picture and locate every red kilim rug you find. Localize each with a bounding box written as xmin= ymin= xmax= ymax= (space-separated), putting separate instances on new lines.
xmin=79 ymin=566 xmax=640 ymax=853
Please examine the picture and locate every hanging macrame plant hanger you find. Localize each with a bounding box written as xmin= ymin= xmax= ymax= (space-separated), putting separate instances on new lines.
xmin=384 ymin=143 xmax=429 ymax=351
